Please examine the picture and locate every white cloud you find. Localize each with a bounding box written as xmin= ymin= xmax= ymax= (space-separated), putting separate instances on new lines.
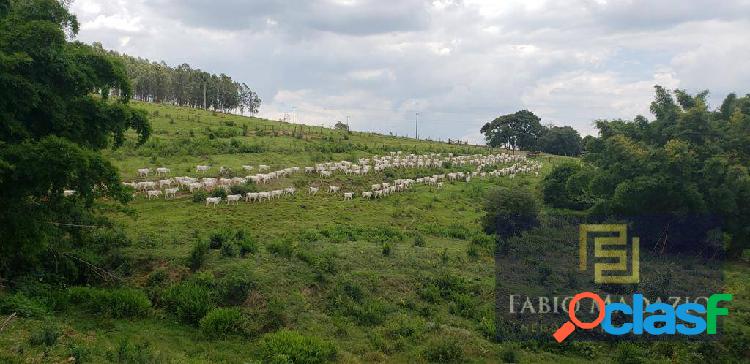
xmin=69 ymin=0 xmax=750 ymax=141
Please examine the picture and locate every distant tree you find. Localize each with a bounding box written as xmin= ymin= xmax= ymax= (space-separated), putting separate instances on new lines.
xmin=480 ymin=110 xmax=544 ymax=150
xmin=0 ymin=0 xmax=150 ymax=278
xmin=334 ymin=121 xmax=349 ymax=132
xmin=537 ymin=126 xmax=583 ymax=156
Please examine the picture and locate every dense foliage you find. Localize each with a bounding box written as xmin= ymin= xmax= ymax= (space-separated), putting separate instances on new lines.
xmin=480 ymin=110 xmax=583 ymax=155
xmin=481 ymin=187 xmax=540 ymax=241
xmin=0 ymin=0 xmax=150 ymax=279
xmin=92 ymin=43 xmax=262 ymax=114
xmin=543 ymin=86 xmax=750 ymax=255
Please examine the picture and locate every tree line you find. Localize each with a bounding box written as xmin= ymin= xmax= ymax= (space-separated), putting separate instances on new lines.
xmin=91 ymin=43 xmax=261 ymax=114
xmin=542 ymin=86 xmax=750 ymax=256
xmin=480 ymin=110 xmax=583 ymax=156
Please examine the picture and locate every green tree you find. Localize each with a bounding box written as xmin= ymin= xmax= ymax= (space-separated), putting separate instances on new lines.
xmin=480 ymin=110 xmax=544 ymax=150
xmin=537 ymin=125 xmax=583 ymax=156
xmin=0 ymin=0 xmax=150 ymax=278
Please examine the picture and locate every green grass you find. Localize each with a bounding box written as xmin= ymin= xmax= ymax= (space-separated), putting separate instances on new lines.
xmin=1 ymin=102 xmax=747 ymax=363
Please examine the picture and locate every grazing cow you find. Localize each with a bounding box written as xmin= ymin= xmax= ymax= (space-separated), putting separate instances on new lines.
xmin=159 ymin=179 xmax=173 ymax=188
xmin=245 ymin=192 xmax=259 ymax=202
xmin=304 ymin=167 xmax=315 ymax=173
xmin=437 ymin=182 xmax=444 ymax=189
xmin=147 ymin=190 xmax=162 ymax=200
xmin=156 ymin=167 xmax=170 ymax=176
xmin=328 ymin=185 xmax=340 ymax=193
xmin=206 ymin=197 xmax=221 ymax=207
xmin=165 ymin=188 xmax=178 ymax=199
xmin=371 ymin=184 xmax=381 ymax=191
xmin=258 ymin=164 xmax=270 ymax=172
xmin=242 ymin=165 xmax=254 ymax=171
xmin=309 ymin=187 xmax=319 ymax=195
xmin=271 ymin=190 xmax=283 ymax=199
xmin=196 ymin=165 xmax=210 ymax=173
xmin=63 ymin=189 xmax=76 ymax=197
xmin=362 ymin=191 xmax=372 ymax=199
xmin=343 ymin=192 xmax=353 ymax=200
xmin=226 ymin=194 xmax=242 ymax=205
xmin=258 ymin=192 xmax=271 ymax=202
xmin=285 ymin=187 xmax=296 ymax=195
xmin=189 ymin=182 xmax=203 ymax=192
xmin=137 ymin=168 xmax=150 ymax=177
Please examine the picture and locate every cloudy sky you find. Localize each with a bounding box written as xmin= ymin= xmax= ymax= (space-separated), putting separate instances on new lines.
xmin=70 ymin=0 xmax=750 ymax=142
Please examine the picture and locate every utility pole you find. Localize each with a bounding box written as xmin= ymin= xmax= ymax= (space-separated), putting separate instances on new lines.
xmin=203 ymin=82 xmax=206 ymax=110
xmin=415 ymin=112 xmax=420 ymax=140
xmin=346 ymin=115 xmax=350 ymax=129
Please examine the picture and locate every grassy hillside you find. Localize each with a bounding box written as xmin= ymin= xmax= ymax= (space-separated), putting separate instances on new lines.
xmin=0 ymin=102 xmax=747 ymax=363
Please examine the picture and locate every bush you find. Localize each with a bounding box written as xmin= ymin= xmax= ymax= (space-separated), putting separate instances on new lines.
xmin=192 ymin=190 xmax=207 ymax=203
xmin=482 ymin=187 xmax=540 ymax=241
xmin=382 ymin=242 xmax=392 ymax=256
xmin=67 ymin=287 xmax=151 ymax=318
xmin=162 ymin=281 xmax=215 ymax=325
xmin=413 ymin=233 xmax=426 ymax=247
xmin=237 ymin=237 xmax=258 ymax=257
xmin=230 ymin=183 xmax=257 ymax=195
xmin=423 ymin=337 xmax=464 ymax=363
xmin=220 ymin=242 xmax=238 ymax=258
xmin=216 ymin=271 xmax=255 ymax=305
xmin=260 ymin=330 xmax=337 ymax=364
xmin=29 ymin=324 xmax=60 ymax=347
xmin=500 ymin=346 xmax=518 ymax=363
xmin=188 ymin=241 xmax=210 ymax=272
xmin=0 ymin=293 xmax=48 ymax=317
xmin=209 ymin=230 xmax=232 ymax=249
xmin=267 ymin=240 xmax=295 ymax=258
xmin=199 ymin=308 xmax=245 ymax=338
xmin=108 ymin=339 xmax=155 ymax=363
xmin=210 ymin=189 xmax=227 ymax=199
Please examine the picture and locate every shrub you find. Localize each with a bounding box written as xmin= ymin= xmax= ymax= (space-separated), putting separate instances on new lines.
xmin=237 ymin=237 xmax=258 ymax=257
xmin=382 ymin=242 xmax=392 ymax=256
xmin=423 ymin=337 xmax=464 ymax=363
xmin=162 ymin=282 xmax=215 ymax=325
xmin=209 ymin=230 xmax=232 ymax=249
xmin=482 ymin=187 xmax=540 ymax=241
xmin=216 ymin=271 xmax=254 ymax=305
xmin=467 ymin=245 xmax=479 ymax=260
xmin=109 ymin=339 xmax=155 ymax=363
xmin=230 ymin=183 xmax=257 ymax=195
xmin=188 ymin=241 xmax=210 ymax=272
xmin=29 ymin=324 xmax=60 ymax=347
xmin=192 ymin=190 xmax=207 ymax=203
xmin=413 ymin=233 xmax=426 ymax=247
xmin=67 ymin=287 xmax=151 ymax=318
xmin=220 ymin=242 xmax=238 ymax=258
xmin=500 ymin=346 xmax=518 ymax=363
xmin=210 ymin=189 xmax=227 ymax=199
xmin=0 ymin=293 xmax=48 ymax=317
xmin=448 ymin=293 xmax=477 ymax=319
xmin=260 ymin=330 xmax=337 ymax=364
xmin=267 ymin=240 xmax=295 ymax=258
xmin=199 ymin=308 xmax=245 ymax=338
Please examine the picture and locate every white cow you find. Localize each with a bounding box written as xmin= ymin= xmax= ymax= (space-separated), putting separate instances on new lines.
xmin=309 ymin=187 xmax=319 ymax=195
xmin=226 ymin=194 xmax=242 ymax=205
xmin=196 ymin=165 xmax=210 ymax=173
xmin=164 ymin=188 xmax=178 ymax=199
xmin=343 ymin=192 xmax=353 ymax=200
xmin=285 ymin=187 xmax=296 ymax=195
xmin=258 ymin=164 xmax=270 ymax=172
xmin=362 ymin=191 xmax=372 ymax=199
xmin=206 ymin=197 xmax=221 ymax=207
xmin=159 ymin=179 xmax=173 ymax=188
xmin=245 ymin=192 xmax=259 ymax=202
xmin=147 ymin=190 xmax=162 ymax=200
xmin=63 ymin=189 xmax=76 ymax=197
xmin=328 ymin=185 xmax=340 ymax=193
xmin=156 ymin=167 xmax=170 ymax=176
xmin=137 ymin=168 xmax=150 ymax=177
xmin=258 ymin=192 xmax=271 ymax=202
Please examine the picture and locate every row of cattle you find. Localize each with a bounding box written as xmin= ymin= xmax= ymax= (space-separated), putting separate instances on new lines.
xmin=203 ymin=160 xmax=543 ymax=206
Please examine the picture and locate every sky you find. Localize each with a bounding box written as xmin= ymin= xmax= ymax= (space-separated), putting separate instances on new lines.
xmin=69 ymin=0 xmax=750 ymax=143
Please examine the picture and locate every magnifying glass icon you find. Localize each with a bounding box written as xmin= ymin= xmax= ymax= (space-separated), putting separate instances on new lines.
xmin=553 ymin=291 xmax=605 ymax=343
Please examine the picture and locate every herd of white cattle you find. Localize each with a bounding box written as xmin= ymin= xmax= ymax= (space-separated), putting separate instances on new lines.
xmin=107 ymin=152 xmax=541 ymax=207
